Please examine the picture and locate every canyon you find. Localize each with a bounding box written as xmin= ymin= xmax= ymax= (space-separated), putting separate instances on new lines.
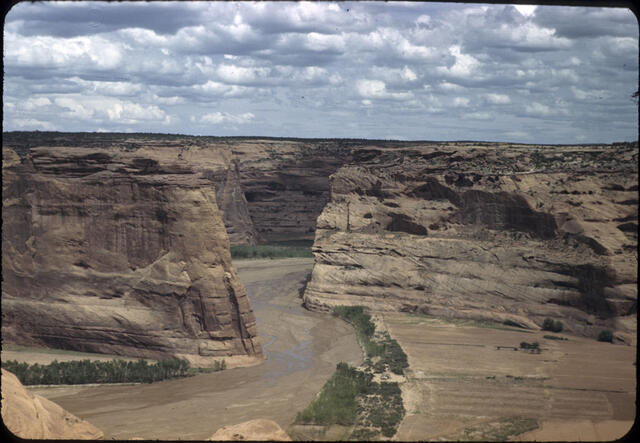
xmin=1 ymin=132 xmax=637 ymax=441
xmin=2 ymin=133 xmax=637 ymax=365
xmin=304 ymin=142 xmax=637 ymax=342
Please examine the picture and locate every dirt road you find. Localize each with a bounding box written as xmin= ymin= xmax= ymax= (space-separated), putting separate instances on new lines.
xmin=26 ymin=258 xmax=361 ymax=440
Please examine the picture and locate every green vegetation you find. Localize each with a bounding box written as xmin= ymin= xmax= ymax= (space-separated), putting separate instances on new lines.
xmin=1 ymin=358 xmax=225 ymax=385
xmin=295 ymin=362 xmax=371 ymax=426
xmin=295 ymin=306 xmax=407 ymax=439
xmin=332 ymin=306 xmax=378 ymax=354
xmin=332 ymin=306 xmax=409 ymax=374
xmin=230 ymin=244 xmax=313 ymax=259
xmin=597 ymin=329 xmax=613 ymax=342
xmin=502 ymin=319 xmax=523 ymax=328
xmin=358 ymin=381 xmax=405 ymax=437
xmin=542 ymin=318 xmax=563 ymax=333
xmin=519 ymin=341 xmax=539 ymax=350
xmin=543 ymin=334 xmax=568 ymax=341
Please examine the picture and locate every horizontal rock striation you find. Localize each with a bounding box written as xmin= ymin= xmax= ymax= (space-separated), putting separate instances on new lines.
xmin=303 ymin=143 xmax=638 ymax=342
xmin=229 ymin=139 xmax=353 ymax=238
xmin=2 ymin=143 xmax=262 ymax=365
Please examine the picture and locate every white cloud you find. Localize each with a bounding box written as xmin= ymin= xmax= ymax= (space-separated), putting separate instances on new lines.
xmin=439 ymin=81 xmax=464 ymax=92
xmin=452 ymin=97 xmax=470 ymax=107
xmin=437 ymin=45 xmax=480 ymax=79
xmin=21 ymin=97 xmax=52 ymax=111
xmin=303 ymin=32 xmax=346 ymax=53
xmin=571 ymin=86 xmax=610 ymax=101
xmin=514 ymin=5 xmax=537 ymax=17
xmin=468 ymin=111 xmax=492 ymax=120
xmin=5 ymin=32 xmax=122 ymax=70
xmin=485 ymin=93 xmax=511 ymax=104
xmin=355 ymin=79 xmax=413 ymax=101
xmin=2 ymin=1 xmax=636 ymax=143
xmin=200 ymin=111 xmax=255 ymax=125
xmin=54 ymin=97 xmax=95 ymax=119
xmin=217 ymin=64 xmax=271 ymax=84
xmin=106 ymin=102 xmax=167 ymax=123
xmin=194 ymin=81 xmax=252 ymax=97
xmin=10 ymin=118 xmax=56 ymax=130
xmin=401 ymin=66 xmax=417 ymax=82
xmin=525 ymin=102 xmax=552 ymax=117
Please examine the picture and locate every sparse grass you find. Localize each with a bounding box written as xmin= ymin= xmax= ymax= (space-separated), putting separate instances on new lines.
xmin=230 ymin=244 xmax=313 ymax=259
xmin=452 ymin=416 xmax=539 ymax=441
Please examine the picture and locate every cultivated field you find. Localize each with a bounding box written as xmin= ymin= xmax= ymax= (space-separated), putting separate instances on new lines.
xmin=385 ymin=313 xmax=636 ymax=441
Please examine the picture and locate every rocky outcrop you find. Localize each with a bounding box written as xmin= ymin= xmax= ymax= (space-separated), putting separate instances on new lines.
xmin=1 ymin=369 xmax=104 ymax=439
xmin=229 ymin=139 xmax=353 ymax=238
xmin=2 ymin=143 xmax=262 ymax=366
xmin=304 ymin=143 xmax=638 ymax=341
xmin=209 ymin=419 xmax=292 ymax=441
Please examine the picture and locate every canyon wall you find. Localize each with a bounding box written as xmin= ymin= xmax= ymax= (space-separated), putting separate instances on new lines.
xmin=303 ymin=143 xmax=638 ymax=342
xmin=2 ymin=142 xmax=262 ymax=366
xmin=229 ymin=139 xmax=353 ymax=239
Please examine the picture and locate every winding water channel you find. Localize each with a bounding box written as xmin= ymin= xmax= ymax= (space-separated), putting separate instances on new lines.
xmin=29 ymin=258 xmax=361 ymax=440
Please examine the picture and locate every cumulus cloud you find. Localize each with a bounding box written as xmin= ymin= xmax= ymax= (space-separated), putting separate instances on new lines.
xmin=199 ymin=112 xmax=255 ymax=125
xmin=356 ymin=79 xmax=413 ymax=101
xmin=485 ymin=93 xmax=511 ymax=104
xmin=2 ymin=1 xmax=637 ymax=143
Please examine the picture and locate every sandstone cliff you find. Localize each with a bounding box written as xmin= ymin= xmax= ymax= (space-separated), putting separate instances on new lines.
xmin=228 ymin=139 xmax=353 ymax=239
xmin=303 ymin=143 xmax=638 ymax=342
xmin=1 ymin=368 xmax=104 ymax=439
xmin=2 ymin=142 xmax=262 ymax=365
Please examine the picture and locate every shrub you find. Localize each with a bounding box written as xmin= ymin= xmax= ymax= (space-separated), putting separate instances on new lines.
xmin=543 ymin=335 xmax=568 ymax=341
xmin=597 ymin=329 xmax=613 ymax=342
xmin=295 ymin=362 xmax=370 ymax=425
xmin=1 ymin=358 xmax=192 ymax=385
xmin=542 ymin=318 xmax=563 ymax=333
xmin=230 ymin=244 xmax=313 ymax=259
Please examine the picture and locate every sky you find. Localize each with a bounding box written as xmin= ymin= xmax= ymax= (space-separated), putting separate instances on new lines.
xmin=2 ymin=1 xmax=638 ymax=143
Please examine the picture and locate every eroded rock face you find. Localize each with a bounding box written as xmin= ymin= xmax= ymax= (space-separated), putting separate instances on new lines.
xmin=2 ymin=143 xmax=262 ymax=365
xmin=1 ymin=369 xmax=104 ymax=439
xmin=304 ymin=143 xmax=638 ymax=341
xmin=229 ymin=139 xmax=353 ymax=238
xmin=209 ymin=419 xmax=292 ymax=441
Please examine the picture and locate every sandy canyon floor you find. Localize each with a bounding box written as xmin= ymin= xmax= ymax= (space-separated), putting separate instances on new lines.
xmin=10 ymin=258 xmax=361 ymax=440
xmin=4 ymin=258 xmax=636 ymax=441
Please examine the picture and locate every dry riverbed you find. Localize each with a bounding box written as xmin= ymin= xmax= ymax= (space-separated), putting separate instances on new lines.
xmin=9 ymin=258 xmax=361 ymax=440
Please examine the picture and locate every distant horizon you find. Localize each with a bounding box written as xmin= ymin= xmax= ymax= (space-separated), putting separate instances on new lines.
xmin=2 ymin=129 xmax=638 ymax=147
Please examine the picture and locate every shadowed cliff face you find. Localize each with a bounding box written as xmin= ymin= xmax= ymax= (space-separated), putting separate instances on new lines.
xmin=2 ymin=145 xmax=262 ymax=366
xmin=304 ymin=143 xmax=638 ymax=342
xmin=229 ymin=140 xmax=353 ymax=238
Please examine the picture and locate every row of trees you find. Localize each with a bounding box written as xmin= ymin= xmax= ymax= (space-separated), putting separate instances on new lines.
xmin=2 ymin=358 xmax=191 ymax=385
